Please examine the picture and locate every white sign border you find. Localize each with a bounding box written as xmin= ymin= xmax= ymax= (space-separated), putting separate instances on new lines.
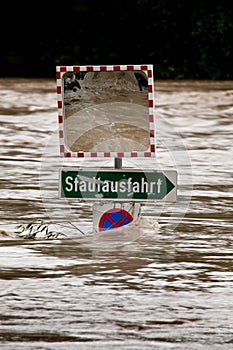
xmin=58 ymin=168 xmax=177 ymax=202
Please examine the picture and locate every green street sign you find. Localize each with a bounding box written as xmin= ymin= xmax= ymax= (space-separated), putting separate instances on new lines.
xmin=59 ymin=169 xmax=177 ymax=202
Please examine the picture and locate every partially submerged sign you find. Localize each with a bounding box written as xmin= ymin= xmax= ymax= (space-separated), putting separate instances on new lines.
xmin=59 ymin=169 xmax=177 ymax=202
xmin=93 ymin=202 xmax=141 ymax=232
xmin=56 ymin=64 xmax=156 ymax=158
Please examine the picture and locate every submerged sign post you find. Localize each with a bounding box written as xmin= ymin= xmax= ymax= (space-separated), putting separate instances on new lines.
xmin=59 ymin=169 xmax=177 ymax=202
xmin=56 ymin=64 xmax=178 ymax=232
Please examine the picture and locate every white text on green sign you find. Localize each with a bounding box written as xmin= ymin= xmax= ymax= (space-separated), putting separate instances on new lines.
xmin=59 ymin=169 xmax=177 ymax=201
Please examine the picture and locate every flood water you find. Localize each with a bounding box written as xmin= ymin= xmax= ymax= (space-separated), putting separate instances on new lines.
xmin=0 ymin=78 xmax=233 ymax=349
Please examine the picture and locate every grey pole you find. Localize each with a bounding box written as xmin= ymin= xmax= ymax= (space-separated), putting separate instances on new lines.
xmin=114 ymin=157 xmax=122 ymax=169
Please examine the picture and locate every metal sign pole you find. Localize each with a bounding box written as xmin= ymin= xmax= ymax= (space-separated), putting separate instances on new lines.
xmin=114 ymin=157 xmax=122 ymax=170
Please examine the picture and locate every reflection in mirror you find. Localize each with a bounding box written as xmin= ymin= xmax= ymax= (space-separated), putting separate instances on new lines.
xmin=63 ymin=70 xmax=150 ymax=153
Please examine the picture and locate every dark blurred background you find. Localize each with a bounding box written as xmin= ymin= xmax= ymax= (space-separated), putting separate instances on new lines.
xmin=1 ymin=0 xmax=232 ymax=79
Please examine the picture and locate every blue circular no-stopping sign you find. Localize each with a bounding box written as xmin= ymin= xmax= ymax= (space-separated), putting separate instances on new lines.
xmin=99 ymin=208 xmax=133 ymax=232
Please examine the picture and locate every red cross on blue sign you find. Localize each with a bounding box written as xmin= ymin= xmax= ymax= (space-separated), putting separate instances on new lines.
xmin=99 ymin=208 xmax=133 ymax=231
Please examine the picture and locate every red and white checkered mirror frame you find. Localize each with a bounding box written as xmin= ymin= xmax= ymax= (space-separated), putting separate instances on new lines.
xmin=56 ymin=64 xmax=156 ymax=158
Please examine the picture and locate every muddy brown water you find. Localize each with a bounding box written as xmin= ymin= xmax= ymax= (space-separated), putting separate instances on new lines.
xmin=0 ymin=78 xmax=233 ymax=349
